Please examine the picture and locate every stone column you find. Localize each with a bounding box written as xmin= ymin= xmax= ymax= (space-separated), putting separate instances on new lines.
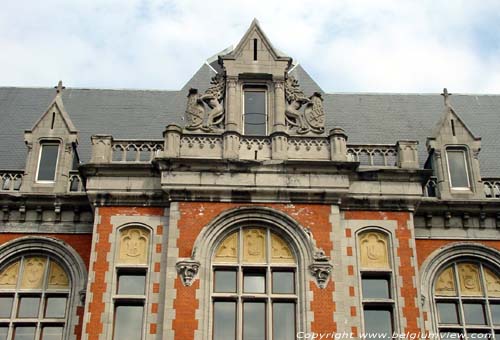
xmin=329 ymin=127 xmax=348 ymax=161
xmin=90 ymin=135 xmax=113 ymax=163
xmin=271 ymin=131 xmax=288 ymax=160
xmin=222 ymin=131 xmax=241 ymax=160
xmin=163 ymin=124 xmax=182 ymax=158
xmin=225 ymin=76 xmax=239 ymax=132
xmin=272 ymin=78 xmax=286 ymax=133
xmin=397 ymin=140 xmax=419 ymax=169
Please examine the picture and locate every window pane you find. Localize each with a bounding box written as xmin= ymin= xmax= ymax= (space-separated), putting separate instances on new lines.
xmin=14 ymin=326 xmax=36 ymax=340
xmin=45 ymin=297 xmax=67 ymax=318
xmin=439 ymin=330 xmax=462 ymax=340
xmin=467 ymin=331 xmax=491 ymax=340
xmin=362 ymin=277 xmax=390 ymax=299
xmin=37 ymin=144 xmax=59 ymax=181
xmin=42 ymin=326 xmax=63 ymax=340
xmin=18 ymin=297 xmax=40 ymax=318
xmin=363 ymin=309 xmax=392 ymax=338
xmin=491 ymin=304 xmax=500 ymax=325
xmin=0 ymin=327 xmax=7 ymax=340
xmin=447 ymin=150 xmax=469 ymax=188
xmin=272 ymin=272 xmax=294 ymax=294
xmin=243 ymin=273 xmax=265 ymax=293
xmin=243 ymin=302 xmax=266 ymax=340
xmin=213 ymin=302 xmax=236 ymax=340
xmin=114 ymin=305 xmax=143 ymax=340
xmin=214 ymin=270 xmax=236 ymax=293
xmin=437 ymin=302 xmax=459 ymax=324
xmin=244 ymin=91 xmax=266 ymax=135
xmin=273 ymin=302 xmax=295 ymax=340
xmin=0 ymin=296 xmax=13 ymax=318
xmin=117 ymin=273 xmax=146 ymax=295
xmin=463 ymin=303 xmax=486 ymax=325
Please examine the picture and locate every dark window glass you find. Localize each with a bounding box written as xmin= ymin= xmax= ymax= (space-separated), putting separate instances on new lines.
xmin=214 ymin=270 xmax=236 ymax=293
xmin=363 ymin=309 xmax=392 ymax=337
xmin=243 ymin=272 xmax=265 ymax=293
xmin=45 ymin=297 xmax=67 ymax=318
xmin=71 ymin=153 xmax=79 ymax=170
xmin=467 ymin=331 xmax=491 ymax=340
xmin=495 ymin=332 xmax=500 ymax=340
xmin=439 ymin=330 xmax=462 ymax=340
xmin=491 ymin=304 xmax=500 ymax=325
xmin=18 ymin=297 xmax=40 ymax=318
xmin=117 ymin=273 xmax=146 ymax=295
xmin=113 ymin=305 xmax=143 ymax=340
xmin=42 ymin=326 xmax=63 ymax=340
xmin=213 ymin=301 xmax=236 ymax=340
xmin=362 ymin=277 xmax=390 ymax=299
xmin=14 ymin=326 xmax=36 ymax=340
xmin=0 ymin=327 xmax=7 ymax=340
xmin=273 ymin=302 xmax=295 ymax=340
xmin=272 ymin=272 xmax=294 ymax=294
xmin=243 ymin=302 xmax=266 ymax=340
xmin=437 ymin=302 xmax=459 ymax=324
xmin=244 ymin=91 xmax=266 ymax=135
xmin=0 ymin=296 xmax=13 ymax=318
xmin=37 ymin=144 xmax=59 ymax=181
xmin=463 ymin=303 xmax=486 ymax=325
xmin=447 ymin=150 xmax=469 ymax=188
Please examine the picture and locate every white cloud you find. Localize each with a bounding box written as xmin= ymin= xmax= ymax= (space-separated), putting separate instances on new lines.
xmin=1 ymin=0 xmax=499 ymax=93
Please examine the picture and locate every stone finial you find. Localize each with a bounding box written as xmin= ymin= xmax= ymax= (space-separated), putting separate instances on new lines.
xmin=55 ymin=80 xmax=65 ymax=94
xmin=441 ymin=88 xmax=452 ymax=107
xmin=176 ymin=260 xmax=200 ymax=286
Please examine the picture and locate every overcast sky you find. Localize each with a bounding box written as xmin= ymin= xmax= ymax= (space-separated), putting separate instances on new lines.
xmin=1 ymin=0 xmax=500 ymax=93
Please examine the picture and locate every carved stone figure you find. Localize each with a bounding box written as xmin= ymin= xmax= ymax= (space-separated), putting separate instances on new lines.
xmin=48 ymin=261 xmax=69 ymax=288
xmin=0 ymin=262 xmax=19 ymax=287
xmin=21 ymin=257 xmax=46 ymax=289
xmin=309 ymin=260 xmax=333 ymax=289
xmin=285 ymin=76 xmax=325 ymax=135
xmin=176 ymin=260 xmax=200 ymax=287
xmin=119 ymin=228 xmax=149 ymax=264
xmin=458 ymin=263 xmax=482 ymax=295
xmin=359 ymin=232 xmax=389 ymax=268
xmin=185 ymin=75 xmax=225 ymax=132
xmin=214 ymin=232 xmax=238 ymax=263
xmin=271 ymin=234 xmax=295 ymax=263
xmin=435 ymin=267 xmax=456 ymax=296
xmin=243 ymin=229 xmax=266 ymax=263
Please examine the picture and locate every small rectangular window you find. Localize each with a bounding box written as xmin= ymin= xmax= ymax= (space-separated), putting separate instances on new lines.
xmin=0 ymin=296 xmax=13 ymax=318
xmin=42 ymin=326 xmax=64 ymax=340
xmin=244 ymin=89 xmax=267 ymax=135
xmin=37 ymin=144 xmax=59 ymax=182
xmin=362 ymin=277 xmax=390 ymax=299
xmin=446 ymin=149 xmax=470 ymax=189
xmin=213 ymin=301 xmax=236 ymax=340
xmin=214 ymin=270 xmax=237 ymax=293
xmin=13 ymin=326 xmax=36 ymax=340
xmin=272 ymin=302 xmax=295 ymax=340
xmin=0 ymin=326 xmax=7 ymax=340
xmin=113 ymin=304 xmax=144 ymax=340
xmin=363 ymin=308 xmax=393 ymax=338
xmin=243 ymin=302 xmax=266 ymax=340
xmin=117 ymin=273 xmax=146 ymax=295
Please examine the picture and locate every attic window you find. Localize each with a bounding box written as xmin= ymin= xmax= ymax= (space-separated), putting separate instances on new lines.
xmin=36 ymin=143 xmax=59 ymax=182
xmin=243 ymin=87 xmax=267 ymax=135
xmin=446 ymin=148 xmax=470 ymax=189
xmin=253 ymin=39 xmax=258 ymax=60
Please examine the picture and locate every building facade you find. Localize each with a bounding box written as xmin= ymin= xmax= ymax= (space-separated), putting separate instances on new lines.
xmin=1 ymin=20 xmax=500 ymax=340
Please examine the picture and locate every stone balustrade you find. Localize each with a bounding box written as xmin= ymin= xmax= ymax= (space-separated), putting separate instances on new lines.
xmin=0 ymin=171 xmax=23 ymax=191
xmin=89 ymin=125 xmax=420 ymax=169
xmin=483 ymin=179 xmax=500 ymax=198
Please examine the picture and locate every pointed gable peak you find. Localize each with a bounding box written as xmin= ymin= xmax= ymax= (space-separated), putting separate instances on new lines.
xmin=223 ymin=19 xmax=291 ymax=63
xmin=27 ymin=81 xmax=77 ymax=134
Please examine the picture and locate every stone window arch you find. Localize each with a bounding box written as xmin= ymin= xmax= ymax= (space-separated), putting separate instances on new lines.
xmin=177 ymin=206 xmax=331 ymax=339
xmin=0 ymin=236 xmax=87 ymax=340
xmin=421 ymin=243 xmax=500 ymax=339
xmin=356 ymin=228 xmax=397 ymax=338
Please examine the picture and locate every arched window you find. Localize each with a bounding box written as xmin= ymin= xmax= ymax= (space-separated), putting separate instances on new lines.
xmin=358 ymin=230 xmax=396 ymax=338
xmin=0 ymin=256 xmax=71 ymax=340
xmin=211 ymin=227 xmax=296 ymax=340
xmin=433 ymin=261 xmax=500 ymax=339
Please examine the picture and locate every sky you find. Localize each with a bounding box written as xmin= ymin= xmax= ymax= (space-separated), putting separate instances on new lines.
xmin=1 ymin=0 xmax=500 ymax=93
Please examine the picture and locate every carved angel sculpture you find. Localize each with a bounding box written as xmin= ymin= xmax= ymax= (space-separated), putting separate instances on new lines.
xmin=185 ymin=75 xmax=225 ymax=132
xmin=285 ymin=76 xmax=325 ymax=134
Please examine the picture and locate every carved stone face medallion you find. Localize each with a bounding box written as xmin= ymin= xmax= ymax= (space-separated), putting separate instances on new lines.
xmin=21 ymin=257 xmax=46 ymax=289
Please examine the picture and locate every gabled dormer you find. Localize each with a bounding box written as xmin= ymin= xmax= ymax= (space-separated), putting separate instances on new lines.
xmin=23 ymin=81 xmax=80 ymax=193
xmin=426 ymin=89 xmax=482 ymax=199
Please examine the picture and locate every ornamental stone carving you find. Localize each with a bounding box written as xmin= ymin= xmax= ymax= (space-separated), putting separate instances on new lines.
xmin=118 ymin=228 xmax=149 ymax=264
xmin=271 ymin=233 xmax=295 ymax=263
xmin=458 ymin=263 xmax=482 ymax=295
xmin=48 ymin=262 xmax=69 ymax=288
xmin=214 ymin=232 xmax=238 ymax=263
xmin=309 ymin=259 xmax=333 ymax=289
xmin=185 ymin=75 xmax=225 ymax=132
xmin=0 ymin=261 xmax=19 ymax=288
xmin=243 ymin=228 xmax=266 ymax=263
xmin=359 ymin=231 xmax=389 ymax=269
xmin=21 ymin=257 xmax=46 ymax=289
xmin=176 ymin=260 xmax=200 ymax=287
xmin=285 ymin=76 xmax=325 ymax=135
xmin=484 ymin=268 xmax=500 ymax=297
xmin=435 ymin=267 xmax=456 ymax=296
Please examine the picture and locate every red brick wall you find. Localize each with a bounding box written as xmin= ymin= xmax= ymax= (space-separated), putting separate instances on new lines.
xmin=172 ymin=202 xmax=336 ymax=339
xmin=85 ymin=207 xmax=163 ymax=340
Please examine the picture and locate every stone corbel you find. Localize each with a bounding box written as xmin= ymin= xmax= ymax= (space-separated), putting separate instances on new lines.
xmin=309 ymin=250 xmax=333 ymax=289
xmin=176 ymin=259 xmax=201 ymax=287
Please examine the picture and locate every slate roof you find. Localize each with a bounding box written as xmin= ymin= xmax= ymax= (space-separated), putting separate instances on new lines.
xmin=0 ymin=64 xmax=499 ymax=177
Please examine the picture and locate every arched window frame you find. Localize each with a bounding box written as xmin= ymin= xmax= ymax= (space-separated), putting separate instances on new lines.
xmin=420 ymin=243 xmax=500 ymax=337
xmin=110 ymin=223 xmax=153 ymax=340
xmin=356 ymin=227 xmax=399 ymax=337
xmin=0 ymin=236 xmax=87 ymax=340
xmin=184 ymin=207 xmax=328 ymax=339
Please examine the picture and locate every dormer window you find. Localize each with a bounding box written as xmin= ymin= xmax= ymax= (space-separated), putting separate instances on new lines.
xmin=36 ymin=143 xmax=59 ymax=182
xmin=446 ymin=148 xmax=470 ymax=189
xmin=243 ymin=87 xmax=267 ymax=135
